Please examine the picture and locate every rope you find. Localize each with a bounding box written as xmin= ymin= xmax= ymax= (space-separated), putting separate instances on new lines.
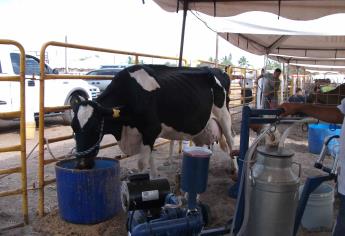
xmin=73 ymin=118 xmax=104 ymax=157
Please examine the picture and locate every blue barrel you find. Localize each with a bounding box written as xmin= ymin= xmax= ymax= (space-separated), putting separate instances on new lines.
xmin=308 ymin=123 xmax=341 ymax=154
xmin=55 ymin=157 xmax=121 ymax=224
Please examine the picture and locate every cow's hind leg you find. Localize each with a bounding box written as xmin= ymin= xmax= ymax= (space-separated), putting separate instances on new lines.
xmin=212 ymin=105 xmax=238 ymax=177
xmin=212 ymin=106 xmax=234 ymax=152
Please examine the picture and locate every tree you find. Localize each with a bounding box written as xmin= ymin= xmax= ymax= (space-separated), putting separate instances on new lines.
xmin=266 ymin=59 xmax=281 ymax=70
xmin=127 ymin=56 xmax=134 ymax=64
xmin=208 ymin=57 xmax=215 ymax=63
xmin=221 ymin=53 xmax=233 ymax=66
xmin=238 ymin=56 xmax=250 ymax=67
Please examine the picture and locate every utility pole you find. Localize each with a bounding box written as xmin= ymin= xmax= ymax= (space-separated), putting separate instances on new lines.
xmin=65 ymin=35 xmax=68 ymax=73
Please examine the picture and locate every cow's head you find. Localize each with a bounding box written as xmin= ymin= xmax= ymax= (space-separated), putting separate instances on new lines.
xmin=71 ymin=100 xmax=121 ymax=169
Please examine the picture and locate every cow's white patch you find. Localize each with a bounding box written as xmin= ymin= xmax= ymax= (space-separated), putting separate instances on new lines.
xmin=193 ymin=116 xmax=222 ymax=146
xmin=212 ymin=102 xmax=234 ymax=149
xmin=118 ymin=126 xmax=142 ymax=156
xmin=129 ymin=69 xmax=160 ymax=91
xmin=214 ymin=76 xmax=222 ymax=87
xmin=159 ymin=123 xmax=193 ymax=140
xmin=77 ymin=105 xmax=94 ymax=128
xmin=138 ymin=143 xmax=156 ymax=177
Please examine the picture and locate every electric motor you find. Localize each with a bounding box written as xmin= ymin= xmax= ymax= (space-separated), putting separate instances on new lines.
xmin=121 ymin=173 xmax=170 ymax=212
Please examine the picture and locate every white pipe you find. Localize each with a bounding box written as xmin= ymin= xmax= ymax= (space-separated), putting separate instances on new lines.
xmin=278 ymin=118 xmax=318 ymax=149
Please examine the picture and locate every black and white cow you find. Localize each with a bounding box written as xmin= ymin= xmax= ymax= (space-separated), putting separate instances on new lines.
xmin=71 ymin=65 xmax=235 ymax=177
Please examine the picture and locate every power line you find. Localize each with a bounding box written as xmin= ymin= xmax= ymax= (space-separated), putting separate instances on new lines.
xmin=190 ymin=10 xmax=218 ymax=34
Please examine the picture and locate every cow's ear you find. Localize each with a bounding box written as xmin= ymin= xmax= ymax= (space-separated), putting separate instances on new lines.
xmin=70 ymin=95 xmax=85 ymax=113
xmin=70 ymin=100 xmax=79 ymax=113
xmin=96 ymin=104 xmax=119 ymax=118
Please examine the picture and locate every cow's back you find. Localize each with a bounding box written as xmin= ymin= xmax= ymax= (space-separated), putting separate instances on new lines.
xmin=140 ymin=65 xmax=216 ymax=135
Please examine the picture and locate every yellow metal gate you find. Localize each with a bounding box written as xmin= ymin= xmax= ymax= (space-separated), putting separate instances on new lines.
xmin=0 ymin=39 xmax=28 ymax=226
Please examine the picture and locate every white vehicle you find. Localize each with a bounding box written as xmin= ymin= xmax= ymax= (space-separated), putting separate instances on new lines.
xmin=0 ymin=50 xmax=100 ymax=124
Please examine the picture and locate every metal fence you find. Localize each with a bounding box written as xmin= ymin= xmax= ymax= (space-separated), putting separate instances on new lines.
xmin=228 ymin=66 xmax=258 ymax=120
xmin=196 ymin=61 xmax=259 ymax=122
xmin=0 ymin=40 xmax=28 ymax=226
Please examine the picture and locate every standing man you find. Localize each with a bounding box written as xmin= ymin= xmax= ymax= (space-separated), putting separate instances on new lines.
xmin=256 ymin=68 xmax=282 ymax=108
xmin=279 ymin=101 xmax=345 ymax=236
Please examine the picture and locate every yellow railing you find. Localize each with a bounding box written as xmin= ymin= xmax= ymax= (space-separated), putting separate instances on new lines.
xmin=0 ymin=40 xmax=28 ymax=225
xmin=37 ymin=41 xmax=185 ymax=216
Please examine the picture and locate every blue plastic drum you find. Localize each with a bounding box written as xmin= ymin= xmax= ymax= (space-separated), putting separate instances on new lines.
xmin=308 ymin=123 xmax=341 ymax=154
xmin=55 ymin=158 xmax=121 ymax=224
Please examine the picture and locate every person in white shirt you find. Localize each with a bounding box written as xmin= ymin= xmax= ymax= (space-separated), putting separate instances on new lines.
xmin=279 ymin=100 xmax=345 ymax=236
xmin=257 ymin=68 xmax=282 ymax=109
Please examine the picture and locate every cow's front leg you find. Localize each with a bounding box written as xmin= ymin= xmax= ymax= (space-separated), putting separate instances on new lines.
xmin=138 ymin=143 xmax=156 ymax=177
xmin=138 ymin=123 xmax=161 ymax=178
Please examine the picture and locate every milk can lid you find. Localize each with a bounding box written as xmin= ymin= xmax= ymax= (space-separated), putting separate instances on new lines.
xmin=256 ymin=146 xmax=294 ymax=158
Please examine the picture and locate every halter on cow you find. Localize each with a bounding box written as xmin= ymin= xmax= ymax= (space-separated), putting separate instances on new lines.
xmin=71 ymin=65 xmax=235 ymax=176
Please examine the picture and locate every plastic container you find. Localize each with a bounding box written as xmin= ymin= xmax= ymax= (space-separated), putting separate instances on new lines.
xmin=308 ymin=123 xmax=341 ymax=154
xmin=181 ymin=147 xmax=212 ymax=210
xmin=55 ymin=157 xmax=121 ymax=224
xmin=300 ymin=183 xmax=334 ymax=230
xmin=181 ymin=147 xmax=212 ymax=194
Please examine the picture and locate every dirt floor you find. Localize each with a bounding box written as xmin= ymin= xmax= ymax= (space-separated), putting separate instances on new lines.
xmin=0 ymin=113 xmax=337 ymax=235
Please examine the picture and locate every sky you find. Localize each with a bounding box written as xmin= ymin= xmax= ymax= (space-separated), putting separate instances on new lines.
xmin=0 ymin=0 xmax=265 ymax=69
xmin=2 ymin=0 xmax=345 ymax=71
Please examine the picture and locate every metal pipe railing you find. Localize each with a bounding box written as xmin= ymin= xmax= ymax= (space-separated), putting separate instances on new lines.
xmin=0 ymin=39 xmax=28 ymax=224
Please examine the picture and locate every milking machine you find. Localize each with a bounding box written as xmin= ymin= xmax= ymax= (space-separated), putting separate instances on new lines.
xmin=121 ymin=106 xmax=340 ymax=236
xmin=121 ymin=147 xmax=211 ymax=236
xmin=200 ymin=106 xmax=338 ymax=236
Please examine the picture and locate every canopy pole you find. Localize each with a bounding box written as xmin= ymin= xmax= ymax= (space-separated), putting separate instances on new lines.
xmin=287 ymin=63 xmax=290 ymax=98
xmin=215 ymin=32 xmax=219 ymax=68
xmin=178 ymin=0 xmax=189 ymax=67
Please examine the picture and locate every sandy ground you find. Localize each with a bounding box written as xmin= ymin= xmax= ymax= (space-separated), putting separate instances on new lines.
xmin=0 ymin=114 xmax=337 ymax=236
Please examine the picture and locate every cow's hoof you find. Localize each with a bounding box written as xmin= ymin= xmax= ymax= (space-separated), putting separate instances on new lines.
xmin=229 ymin=170 xmax=238 ymax=182
xmin=230 ymin=174 xmax=238 ymax=182
xmin=150 ymin=170 xmax=157 ymax=179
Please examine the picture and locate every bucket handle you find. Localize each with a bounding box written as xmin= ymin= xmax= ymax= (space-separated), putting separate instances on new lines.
xmin=292 ymin=162 xmax=301 ymax=178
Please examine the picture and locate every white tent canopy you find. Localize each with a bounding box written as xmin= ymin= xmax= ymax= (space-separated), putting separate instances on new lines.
xmin=195 ymin=12 xmax=345 ymax=69
xmin=153 ymin=0 xmax=345 ymax=20
xmin=220 ymin=33 xmax=345 ymax=64
xmin=152 ymin=0 xmax=345 ymax=71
